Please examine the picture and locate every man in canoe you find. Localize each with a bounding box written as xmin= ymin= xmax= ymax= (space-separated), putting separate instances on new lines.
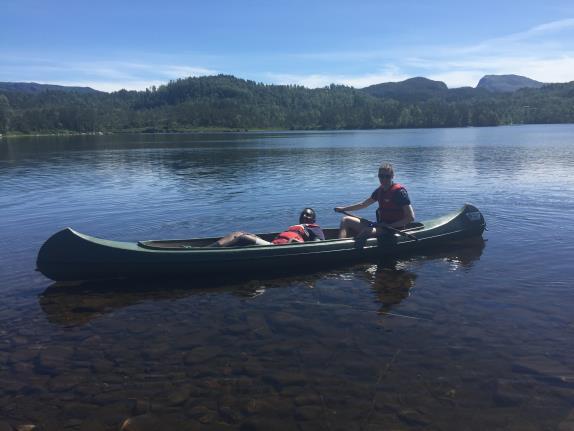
xmin=334 ymin=162 xmax=415 ymax=240
xmin=210 ymin=208 xmax=325 ymax=247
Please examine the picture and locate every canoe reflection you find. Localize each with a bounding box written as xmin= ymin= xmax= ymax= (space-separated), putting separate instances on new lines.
xmin=39 ymin=279 xmax=267 ymax=326
xmin=39 ymin=238 xmax=485 ymax=326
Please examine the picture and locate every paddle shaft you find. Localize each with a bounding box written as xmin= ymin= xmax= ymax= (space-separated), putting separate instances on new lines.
xmin=338 ymin=210 xmax=418 ymax=241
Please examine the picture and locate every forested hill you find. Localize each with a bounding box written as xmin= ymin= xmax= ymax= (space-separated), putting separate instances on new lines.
xmin=1 ymin=74 xmax=574 ymax=135
xmin=362 ymin=77 xmax=450 ymax=102
xmin=0 ymin=82 xmax=101 ymax=95
xmin=476 ymin=75 xmax=544 ymax=93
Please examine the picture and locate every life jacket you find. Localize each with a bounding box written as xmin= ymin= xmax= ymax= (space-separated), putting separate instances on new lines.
xmin=272 ymin=223 xmax=322 ymax=245
xmin=375 ymin=183 xmax=405 ymax=224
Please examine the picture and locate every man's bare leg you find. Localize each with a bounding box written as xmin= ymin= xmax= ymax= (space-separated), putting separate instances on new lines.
xmin=210 ymin=232 xmax=271 ymax=247
xmin=338 ymin=216 xmax=363 ymax=238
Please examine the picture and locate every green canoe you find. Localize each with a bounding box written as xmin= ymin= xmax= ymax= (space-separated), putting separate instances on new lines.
xmin=36 ymin=204 xmax=486 ymax=282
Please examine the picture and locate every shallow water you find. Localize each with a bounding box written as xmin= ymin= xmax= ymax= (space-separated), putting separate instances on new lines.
xmin=1 ymin=126 xmax=573 ymax=430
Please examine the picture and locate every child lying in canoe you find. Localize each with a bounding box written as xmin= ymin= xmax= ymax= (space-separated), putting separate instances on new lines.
xmin=210 ymin=208 xmax=325 ymax=247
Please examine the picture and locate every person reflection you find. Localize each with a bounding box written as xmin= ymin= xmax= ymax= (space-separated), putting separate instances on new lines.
xmin=366 ymin=238 xmax=486 ymax=313
xmin=368 ymin=260 xmax=417 ymax=313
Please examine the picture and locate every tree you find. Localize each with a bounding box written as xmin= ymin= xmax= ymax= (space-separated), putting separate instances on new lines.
xmin=0 ymin=94 xmax=12 ymax=133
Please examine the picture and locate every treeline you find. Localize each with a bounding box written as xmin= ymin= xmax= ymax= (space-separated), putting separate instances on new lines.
xmin=1 ymin=74 xmax=574 ymax=134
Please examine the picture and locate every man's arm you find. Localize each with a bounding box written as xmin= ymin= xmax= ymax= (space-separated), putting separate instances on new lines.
xmin=334 ymin=197 xmax=376 ymax=213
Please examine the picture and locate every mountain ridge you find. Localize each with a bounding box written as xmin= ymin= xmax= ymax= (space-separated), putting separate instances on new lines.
xmin=0 ymin=74 xmax=550 ymax=96
xmin=0 ymin=82 xmax=101 ymax=94
xmin=476 ymin=74 xmax=544 ymax=93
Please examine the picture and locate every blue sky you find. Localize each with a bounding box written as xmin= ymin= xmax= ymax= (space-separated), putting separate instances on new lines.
xmin=2 ymin=0 xmax=574 ymax=92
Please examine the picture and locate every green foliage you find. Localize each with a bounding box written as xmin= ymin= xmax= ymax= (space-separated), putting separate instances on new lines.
xmin=0 ymin=94 xmax=11 ymax=133
xmin=1 ymin=74 xmax=574 ymax=134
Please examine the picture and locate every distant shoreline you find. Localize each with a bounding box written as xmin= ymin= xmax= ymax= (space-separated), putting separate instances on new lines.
xmin=3 ymin=122 xmax=574 ymax=139
xmin=0 ymin=127 xmax=282 ymax=138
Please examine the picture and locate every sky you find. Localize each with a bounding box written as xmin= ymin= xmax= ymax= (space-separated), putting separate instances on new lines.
xmin=2 ymin=0 xmax=574 ymax=92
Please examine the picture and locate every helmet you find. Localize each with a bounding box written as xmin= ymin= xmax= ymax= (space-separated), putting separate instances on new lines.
xmin=299 ymin=208 xmax=316 ymax=224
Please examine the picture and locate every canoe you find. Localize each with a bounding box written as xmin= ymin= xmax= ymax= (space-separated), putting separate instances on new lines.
xmin=36 ymin=204 xmax=486 ymax=282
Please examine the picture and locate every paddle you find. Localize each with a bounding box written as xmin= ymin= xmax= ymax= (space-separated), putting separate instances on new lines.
xmin=337 ymin=210 xmax=419 ymax=242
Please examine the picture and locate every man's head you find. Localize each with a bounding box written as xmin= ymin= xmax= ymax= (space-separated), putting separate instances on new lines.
xmin=378 ymin=162 xmax=394 ymax=185
xmin=299 ymin=208 xmax=317 ymax=224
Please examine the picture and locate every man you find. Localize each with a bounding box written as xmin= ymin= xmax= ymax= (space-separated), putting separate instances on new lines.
xmin=334 ymin=162 xmax=415 ymax=240
xmin=210 ymin=208 xmax=325 ymax=247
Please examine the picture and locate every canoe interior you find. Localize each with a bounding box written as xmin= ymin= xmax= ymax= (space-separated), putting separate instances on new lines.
xmin=137 ymin=222 xmax=426 ymax=250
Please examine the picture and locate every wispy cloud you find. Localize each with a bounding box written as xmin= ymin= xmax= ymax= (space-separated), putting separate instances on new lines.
xmin=267 ymin=67 xmax=409 ymax=89
xmin=40 ymin=80 xmax=169 ymax=93
xmin=0 ymin=57 xmax=219 ymax=91
xmin=267 ymin=18 xmax=574 ymax=88
xmin=502 ymin=18 xmax=574 ymax=41
xmin=2 ymin=19 xmax=573 ymax=91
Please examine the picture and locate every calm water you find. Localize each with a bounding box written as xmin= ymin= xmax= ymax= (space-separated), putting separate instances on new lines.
xmin=1 ymin=126 xmax=573 ymax=430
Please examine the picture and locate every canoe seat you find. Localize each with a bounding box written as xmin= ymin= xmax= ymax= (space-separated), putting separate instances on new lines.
xmin=138 ymin=239 xmax=214 ymax=249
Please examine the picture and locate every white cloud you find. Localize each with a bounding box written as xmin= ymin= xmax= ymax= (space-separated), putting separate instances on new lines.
xmin=267 ymin=68 xmax=410 ymax=89
xmin=400 ymin=19 xmax=574 ymax=86
xmin=158 ymin=65 xmax=216 ymax=79
xmin=2 ymin=18 xmax=573 ymax=91
xmin=41 ymin=80 xmax=169 ymax=92
xmin=0 ymin=57 xmax=219 ymax=91
xmin=508 ymin=18 xmax=574 ymax=40
xmin=507 ymin=56 xmax=574 ymax=83
xmin=271 ymin=18 xmax=574 ymax=88
xmin=427 ymin=71 xmax=485 ymax=88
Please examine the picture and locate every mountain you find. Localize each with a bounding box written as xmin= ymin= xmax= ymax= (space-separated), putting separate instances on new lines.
xmin=361 ymin=77 xmax=449 ymax=102
xmin=0 ymin=82 xmax=101 ymax=94
xmin=476 ymin=75 xmax=545 ymax=93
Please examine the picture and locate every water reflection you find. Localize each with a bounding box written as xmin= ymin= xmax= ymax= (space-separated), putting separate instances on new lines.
xmin=369 ymin=263 xmax=417 ymax=313
xmin=39 ymin=279 xmax=265 ymax=327
xmin=39 ymin=239 xmax=485 ymax=327
xmin=364 ymin=238 xmax=485 ymax=313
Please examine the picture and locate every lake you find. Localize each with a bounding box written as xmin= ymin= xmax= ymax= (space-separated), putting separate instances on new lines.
xmin=1 ymin=125 xmax=573 ymax=430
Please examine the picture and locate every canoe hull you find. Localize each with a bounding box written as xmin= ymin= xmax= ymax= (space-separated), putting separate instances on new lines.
xmin=37 ymin=204 xmax=486 ymax=282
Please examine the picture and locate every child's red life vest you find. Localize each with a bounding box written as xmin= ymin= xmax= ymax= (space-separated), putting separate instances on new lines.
xmin=272 ymin=224 xmax=320 ymax=245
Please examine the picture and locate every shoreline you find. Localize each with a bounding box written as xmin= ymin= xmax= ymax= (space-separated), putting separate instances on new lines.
xmin=0 ymin=127 xmax=287 ymax=138
xmin=1 ymin=122 xmax=572 ymax=139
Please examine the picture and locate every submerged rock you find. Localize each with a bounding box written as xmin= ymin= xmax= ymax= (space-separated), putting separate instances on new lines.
xmin=293 ymin=394 xmax=321 ymax=406
xmin=120 ymin=414 xmax=160 ymax=431
xmin=15 ymin=426 xmax=41 ymax=431
xmin=184 ymin=346 xmax=223 ymax=365
xmin=294 ymin=405 xmax=323 ymax=421
xmin=127 ymin=398 xmax=150 ymax=416
xmin=262 ymin=371 xmax=307 ymax=389
xmin=493 ymin=379 xmax=529 ymax=407
xmin=512 ymin=357 xmax=574 ymax=386
xmin=397 ymin=409 xmax=431 ymax=426
xmin=167 ymin=386 xmax=192 ymax=406
xmin=558 ymin=409 xmax=574 ymax=431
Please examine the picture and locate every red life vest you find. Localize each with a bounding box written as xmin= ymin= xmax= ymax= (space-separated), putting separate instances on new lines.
xmin=272 ymin=224 xmax=319 ymax=245
xmin=375 ymin=183 xmax=405 ymax=224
